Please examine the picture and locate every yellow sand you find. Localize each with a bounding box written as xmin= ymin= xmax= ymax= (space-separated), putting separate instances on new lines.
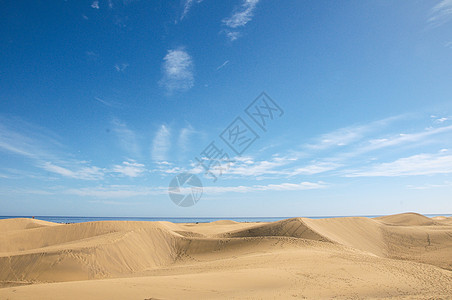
xmin=0 ymin=213 xmax=451 ymax=299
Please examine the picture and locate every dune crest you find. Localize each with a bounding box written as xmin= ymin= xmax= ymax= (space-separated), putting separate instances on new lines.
xmin=0 ymin=218 xmax=59 ymax=232
xmin=375 ymin=212 xmax=438 ymax=226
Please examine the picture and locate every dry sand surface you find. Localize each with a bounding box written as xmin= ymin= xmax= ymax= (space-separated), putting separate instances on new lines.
xmin=0 ymin=213 xmax=451 ymax=299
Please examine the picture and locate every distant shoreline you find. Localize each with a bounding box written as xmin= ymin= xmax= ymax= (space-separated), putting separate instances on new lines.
xmin=1 ymin=213 xmax=451 ymax=224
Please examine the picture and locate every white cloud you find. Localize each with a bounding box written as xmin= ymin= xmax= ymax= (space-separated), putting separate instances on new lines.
xmin=63 ymin=180 xmax=325 ymax=199
xmin=94 ymin=97 xmax=115 ymax=107
xmin=111 ymin=119 xmax=141 ymax=157
xmin=186 ymin=113 xmax=452 ymax=181
xmin=0 ymin=168 xmax=54 ymax=180
xmin=428 ymin=0 xmax=452 ymax=26
xmin=356 ymin=125 xmax=452 ymax=154
xmin=183 ymin=114 xmax=452 ymax=180
xmin=0 ymin=116 xmax=110 ymax=181
xmin=431 ymin=115 xmax=451 ymax=123
xmin=149 ymin=161 xmax=183 ymax=175
xmin=225 ymin=31 xmax=241 ymax=41
xmin=114 ymin=63 xmax=129 ymax=72
xmin=152 ymin=125 xmax=171 ymax=161
xmin=306 ymin=128 xmax=362 ymax=150
xmin=309 ymin=120 xmax=452 ymax=165
xmin=222 ymin=0 xmax=259 ymax=41
xmin=0 ymin=187 xmax=55 ymax=195
xmin=290 ymin=162 xmax=342 ymax=176
xmin=157 ymin=166 xmax=183 ymax=174
xmin=91 ymin=0 xmax=99 ymax=9
xmin=0 ymin=130 xmax=36 ymax=158
xmin=305 ymin=115 xmax=402 ymax=151
xmin=111 ymin=161 xmax=146 ymax=177
xmin=0 ymin=116 xmax=60 ymax=160
xmin=85 ymin=51 xmax=99 ymax=60
xmin=204 ymin=114 xmax=452 ymax=180
xmin=346 ymin=152 xmax=452 ymax=177
xmin=65 ymin=185 xmax=164 ymax=198
xmin=178 ymin=125 xmax=195 ymax=153
xmin=41 ymin=162 xmax=105 ymax=180
xmin=159 ymin=48 xmax=194 ymax=94
xmin=187 ymin=153 xmax=339 ymax=179
xmin=216 ymin=60 xmax=229 ymax=70
xmin=222 ymin=156 xmax=293 ymax=177
xmin=181 ymin=0 xmax=203 ymax=20
xmin=202 ymin=181 xmax=326 ymax=194
xmin=238 ymin=158 xmax=339 ymax=177
xmin=223 ymin=0 xmax=259 ymax=28
xmin=407 ymin=181 xmax=452 ymax=190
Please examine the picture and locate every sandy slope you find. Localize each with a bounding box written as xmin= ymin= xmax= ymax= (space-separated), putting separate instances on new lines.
xmin=0 ymin=213 xmax=451 ymax=299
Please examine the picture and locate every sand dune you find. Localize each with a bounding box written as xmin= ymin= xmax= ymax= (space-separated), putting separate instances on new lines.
xmin=0 ymin=218 xmax=58 ymax=232
xmin=375 ymin=212 xmax=438 ymax=226
xmin=1 ymin=213 xmax=451 ymax=299
xmin=433 ymin=216 xmax=452 ymax=225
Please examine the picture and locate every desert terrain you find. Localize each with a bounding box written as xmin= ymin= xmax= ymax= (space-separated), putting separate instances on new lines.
xmin=0 ymin=213 xmax=451 ymax=299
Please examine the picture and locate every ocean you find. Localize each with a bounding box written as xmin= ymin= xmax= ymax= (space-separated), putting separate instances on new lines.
xmin=1 ymin=214 xmax=451 ymax=224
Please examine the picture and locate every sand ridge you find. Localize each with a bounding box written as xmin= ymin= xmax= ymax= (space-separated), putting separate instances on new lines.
xmin=0 ymin=213 xmax=451 ymax=299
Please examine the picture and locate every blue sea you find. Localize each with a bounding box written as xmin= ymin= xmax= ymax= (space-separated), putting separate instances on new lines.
xmin=0 ymin=214 xmax=451 ymax=224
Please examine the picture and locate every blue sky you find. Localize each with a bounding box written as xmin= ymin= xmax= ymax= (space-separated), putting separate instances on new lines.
xmin=1 ymin=0 xmax=452 ymax=217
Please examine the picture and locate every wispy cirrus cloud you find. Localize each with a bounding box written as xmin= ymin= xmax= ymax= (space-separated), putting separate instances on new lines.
xmin=151 ymin=161 xmax=183 ymax=175
xmin=91 ymin=1 xmax=100 ymax=9
xmin=222 ymin=0 xmax=260 ymax=41
xmin=299 ymin=115 xmax=452 ymax=171
xmin=180 ymin=0 xmax=203 ymax=20
xmin=111 ymin=160 xmax=146 ymax=177
xmin=428 ymin=0 xmax=452 ymax=27
xmin=111 ymin=118 xmax=141 ymax=157
xmin=202 ymin=181 xmax=326 ymax=194
xmin=344 ymin=124 xmax=452 ymax=158
xmin=222 ymin=155 xmax=295 ymax=177
xmin=223 ymin=0 xmax=259 ymax=28
xmin=152 ymin=125 xmax=171 ymax=161
xmin=41 ymin=161 xmax=105 ymax=180
xmin=192 ymin=114 xmax=452 ymax=180
xmin=216 ymin=60 xmax=229 ymax=70
xmin=431 ymin=115 xmax=451 ymax=123
xmin=188 ymin=154 xmax=339 ymax=179
xmin=159 ymin=48 xmax=194 ymax=94
xmin=63 ymin=180 xmax=325 ymax=199
xmin=225 ymin=31 xmax=241 ymax=42
xmin=65 ymin=185 xmax=164 ymax=198
xmin=94 ymin=97 xmax=117 ymax=108
xmin=178 ymin=125 xmax=196 ymax=153
xmin=226 ymin=157 xmax=340 ymax=178
xmin=304 ymin=115 xmax=404 ymax=151
xmin=407 ymin=180 xmax=452 ymax=190
xmin=290 ymin=162 xmax=342 ymax=176
xmin=345 ymin=150 xmax=452 ymax=177
xmin=40 ymin=159 xmax=149 ymax=180
xmin=0 ymin=116 xmax=61 ymax=160
xmin=0 ymin=115 xmax=142 ymax=181
xmin=114 ymin=63 xmax=129 ymax=72
xmin=85 ymin=51 xmax=99 ymax=61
